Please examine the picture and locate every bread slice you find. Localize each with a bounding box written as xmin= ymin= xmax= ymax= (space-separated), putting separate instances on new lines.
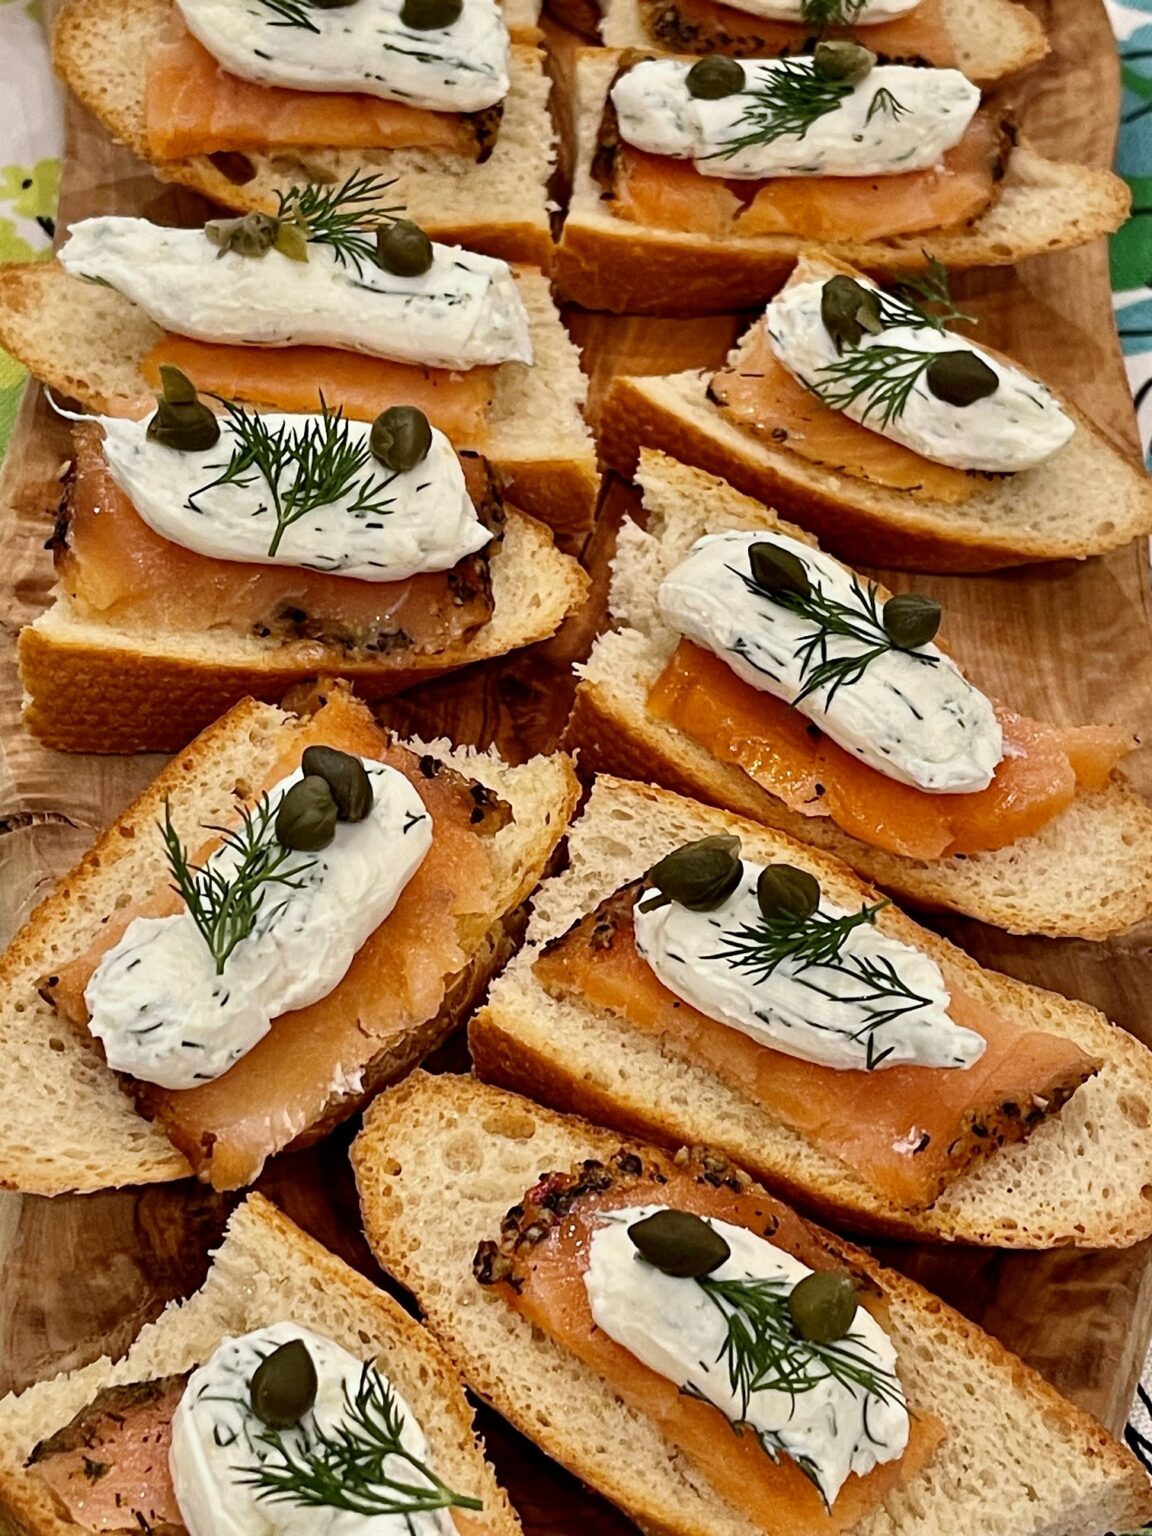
xmin=0 ymin=690 xmax=579 ymax=1195
xmin=553 ymin=50 xmax=1131 ymax=313
xmin=597 ymin=0 xmax=1047 ymax=85
xmin=565 ymin=451 xmax=1152 ymax=939
xmin=0 ymin=1193 xmax=521 ymax=1536
xmin=597 ymin=252 xmax=1152 ymax=570
xmin=53 ymin=0 xmax=554 ymax=266
xmin=352 ymin=1071 xmax=1152 ymax=1536
xmin=467 ymin=772 xmax=1152 ymax=1246
xmin=0 ymin=261 xmax=599 ymax=547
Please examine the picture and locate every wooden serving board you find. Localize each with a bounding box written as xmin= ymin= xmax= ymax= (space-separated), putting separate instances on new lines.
xmin=1 ymin=0 xmax=1150 ymax=1528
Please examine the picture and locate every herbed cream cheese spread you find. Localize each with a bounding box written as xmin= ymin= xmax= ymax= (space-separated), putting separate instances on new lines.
xmin=584 ymin=1208 xmax=910 ymax=1507
xmin=766 ymin=276 xmax=1077 ymax=472
xmin=174 ymin=0 xmax=509 ymax=112
xmin=97 ymin=411 xmax=488 ymax=581
xmin=610 ymin=57 xmax=979 ymax=180
xmin=657 ymin=528 xmax=1004 ymax=793
xmin=84 ymin=759 xmax=432 ymax=1089
xmin=58 ymin=217 xmax=533 ymax=370
xmin=711 ymin=0 xmax=921 ymax=19
xmin=170 ymin=1323 xmax=456 ymax=1536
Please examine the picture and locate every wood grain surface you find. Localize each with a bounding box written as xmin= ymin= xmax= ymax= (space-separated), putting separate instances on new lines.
xmin=0 ymin=0 xmax=1149 ymax=1528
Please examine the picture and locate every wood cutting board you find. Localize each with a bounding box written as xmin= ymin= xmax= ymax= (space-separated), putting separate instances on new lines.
xmin=0 ymin=1 xmax=1150 ymax=1528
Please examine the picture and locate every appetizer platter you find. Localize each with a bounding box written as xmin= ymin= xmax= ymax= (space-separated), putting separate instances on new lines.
xmin=3 ymin=0 xmax=1152 ymax=1532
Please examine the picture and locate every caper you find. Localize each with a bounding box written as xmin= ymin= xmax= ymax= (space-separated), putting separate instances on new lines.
xmin=146 ymin=365 xmax=221 ymax=453
xmin=820 ymin=274 xmax=882 ymax=355
xmin=627 ymin=1208 xmax=731 ymax=1278
xmin=788 ymin=1271 xmax=858 ymax=1343
xmin=376 ymin=218 xmax=434 ymax=277
xmin=646 ymin=834 xmax=743 ymax=912
xmin=925 ymin=350 xmax=999 ymax=408
xmin=685 ymin=55 xmax=745 ymax=100
xmin=400 ymin=0 xmax=462 ymax=27
xmin=274 ymin=220 xmax=310 ymax=264
xmin=249 ymin=1339 xmax=319 ymax=1428
xmin=276 ymin=774 xmax=338 ymax=851
xmin=302 ymin=744 xmax=374 ymax=822
xmin=882 ymin=592 xmax=942 ymax=649
xmin=748 ymin=541 xmax=811 ymax=599
xmin=813 ymin=39 xmax=876 ymax=84
xmin=204 ymin=210 xmax=281 ymax=259
xmin=370 ymin=405 xmax=433 ymax=472
xmin=757 ymin=863 xmax=820 ymax=923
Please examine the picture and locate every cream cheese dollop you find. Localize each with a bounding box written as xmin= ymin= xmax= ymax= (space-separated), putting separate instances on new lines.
xmin=703 ymin=0 xmax=920 ymax=18
xmin=58 ymin=217 xmax=533 ymax=370
xmin=766 ymin=276 xmax=1076 ymax=472
xmin=174 ymin=0 xmax=509 ymax=112
xmin=97 ymin=411 xmax=489 ymax=581
xmin=584 ymin=1208 xmax=910 ymax=1507
xmin=658 ymin=528 xmax=1003 ymax=793
xmin=84 ymin=758 xmax=432 ymax=1089
xmin=610 ymin=57 xmax=979 ymax=179
xmin=634 ymin=856 xmax=985 ymax=1070
xmin=170 ymin=1322 xmax=457 ymax=1536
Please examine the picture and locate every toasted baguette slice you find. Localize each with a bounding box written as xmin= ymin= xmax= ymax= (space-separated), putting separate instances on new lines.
xmin=0 ymin=261 xmax=599 ymax=547
xmin=597 ymin=253 xmax=1152 ymax=570
xmin=468 ymin=773 xmax=1152 ymax=1247
xmin=566 ymin=451 xmax=1152 ymax=938
xmin=553 ymin=51 xmax=1130 ymax=313
xmin=597 ymin=0 xmax=1048 ymax=85
xmin=352 ymin=1072 xmax=1152 ymax=1536
xmin=53 ymin=0 xmax=554 ymax=265
xmin=0 ymin=1194 xmax=521 ymax=1536
xmin=0 ymin=690 xmax=579 ymax=1195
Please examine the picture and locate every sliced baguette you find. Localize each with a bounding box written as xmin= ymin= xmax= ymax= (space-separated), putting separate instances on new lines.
xmin=553 ymin=50 xmax=1131 ymax=314
xmin=468 ymin=773 xmax=1152 ymax=1247
xmin=0 ymin=689 xmax=579 ymax=1195
xmin=566 ymin=450 xmax=1152 ymax=938
xmin=0 ymin=260 xmax=599 ymax=546
xmin=352 ymin=1071 xmax=1152 ymax=1536
xmin=0 ymin=1193 xmax=521 ymax=1536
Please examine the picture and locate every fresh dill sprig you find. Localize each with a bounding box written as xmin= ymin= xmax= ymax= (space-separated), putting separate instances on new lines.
xmin=706 ymin=901 xmax=886 ymax=985
xmin=877 ymin=257 xmax=976 ymax=334
xmin=809 ymin=342 xmax=938 ymax=428
xmin=275 ymin=171 xmax=403 ymax=276
xmin=189 ymin=400 xmax=398 ymax=558
xmin=865 ymin=86 xmax=907 ymax=125
xmin=238 ymin=1363 xmax=483 ymax=1518
xmin=252 ymin=0 xmax=321 ymax=31
xmin=800 ymin=0 xmax=867 ymax=27
xmin=161 ymin=797 xmax=315 ymax=976
xmin=703 ymin=59 xmax=854 ymax=162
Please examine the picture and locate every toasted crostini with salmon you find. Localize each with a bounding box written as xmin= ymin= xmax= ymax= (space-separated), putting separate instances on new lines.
xmin=351 ymin=1073 xmax=1152 ymax=1536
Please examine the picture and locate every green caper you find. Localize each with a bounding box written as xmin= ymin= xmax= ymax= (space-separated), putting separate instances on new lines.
xmin=788 ymin=1271 xmax=859 ymax=1343
xmin=370 ymin=405 xmax=433 ymax=472
xmin=646 ymin=834 xmax=743 ymax=912
xmin=302 ymin=745 xmax=374 ymax=822
xmin=204 ymin=210 xmax=281 ymax=259
xmin=276 ymin=774 xmax=338 ymax=851
xmin=627 ymin=1208 xmax=731 ymax=1278
xmin=748 ymin=541 xmax=811 ymax=599
xmin=882 ymin=592 xmax=942 ymax=650
xmin=925 ymin=350 xmax=999 ymax=408
xmin=820 ymin=274 xmax=883 ymax=355
xmin=757 ymin=863 xmax=820 ymax=923
xmin=376 ymin=218 xmax=434 ymax=277
xmin=249 ymin=1339 xmax=319 ymax=1428
xmin=400 ymin=0 xmax=462 ymax=27
xmin=813 ymin=39 xmax=876 ymax=84
xmin=146 ymin=365 xmax=221 ymax=453
xmin=685 ymin=55 xmax=745 ymax=100
xmin=274 ymin=220 xmax=310 ymax=264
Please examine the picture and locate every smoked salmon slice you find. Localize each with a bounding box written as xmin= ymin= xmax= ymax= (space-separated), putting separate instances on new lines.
xmin=145 ymin=28 xmax=495 ymax=159
xmin=636 ymin=0 xmax=958 ymax=66
xmin=45 ymin=692 xmax=507 ymax=1189
xmin=474 ymin=1146 xmax=944 ymax=1533
xmin=533 ymin=886 xmax=1099 ymax=1209
xmin=648 ymin=640 xmax=1134 ymax=861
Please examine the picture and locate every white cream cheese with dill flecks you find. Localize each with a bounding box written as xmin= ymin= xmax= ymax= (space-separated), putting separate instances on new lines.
xmin=97 ymin=411 xmax=488 ymax=581
xmin=584 ymin=1208 xmax=910 ymax=1507
xmin=633 ymin=856 xmax=984 ymax=1070
xmin=174 ymin=0 xmax=509 ymax=113
xmin=698 ymin=0 xmax=921 ymax=19
xmin=58 ymin=218 xmax=533 ymax=370
xmin=609 ymin=57 xmax=979 ymax=180
xmin=170 ymin=1323 xmax=464 ymax=1536
xmin=766 ymin=275 xmax=1076 ymax=472
xmin=84 ymin=759 xmax=432 ymax=1089
xmin=658 ymin=528 xmax=1003 ymax=793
